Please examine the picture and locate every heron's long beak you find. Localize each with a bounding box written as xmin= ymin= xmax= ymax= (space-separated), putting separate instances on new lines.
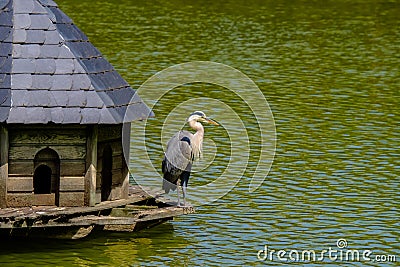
xmin=204 ymin=117 xmax=219 ymax=126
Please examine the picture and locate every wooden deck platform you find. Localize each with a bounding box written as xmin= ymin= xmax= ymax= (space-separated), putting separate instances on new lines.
xmin=0 ymin=186 xmax=194 ymax=239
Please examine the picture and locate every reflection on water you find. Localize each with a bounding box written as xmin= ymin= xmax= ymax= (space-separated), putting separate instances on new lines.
xmin=0 ymin=223 xmax=192 ymax=267
xmin=1 ymin=0 xmax=399 ymax=266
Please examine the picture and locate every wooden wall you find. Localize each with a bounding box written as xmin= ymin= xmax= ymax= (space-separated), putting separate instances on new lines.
xmin=7 ymin=125 xmax=87 ymax=207
xmin=96 ymin=124 xmax=129 ymax=204
xmin=0 ymin=125 xmax=9 ymax=208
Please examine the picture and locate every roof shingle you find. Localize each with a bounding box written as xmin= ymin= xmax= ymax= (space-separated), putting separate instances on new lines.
xmin=0 ymin=0 xmax=153 ymax=124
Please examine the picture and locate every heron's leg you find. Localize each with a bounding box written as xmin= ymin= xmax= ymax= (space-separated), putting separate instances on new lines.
xmin=180 ymin=171 xmax=190 ymax=207
xmin=182 ymin=184 xmax=187 ymax=207
xmin=176 ymin=186 xmax=180 ymax=207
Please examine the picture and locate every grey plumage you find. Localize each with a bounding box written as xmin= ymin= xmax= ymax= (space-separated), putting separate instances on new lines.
xmin=162 ymin=130 xmax=193 ymax=194
xmin=161 ymin=111 xmax=219 ymax=207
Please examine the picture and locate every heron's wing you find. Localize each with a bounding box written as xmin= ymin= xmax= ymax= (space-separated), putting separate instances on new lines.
xmin=164 ymin=130 xmax=193 ymax=172
xmin=162 ymin=131 xmax=193 ymax=193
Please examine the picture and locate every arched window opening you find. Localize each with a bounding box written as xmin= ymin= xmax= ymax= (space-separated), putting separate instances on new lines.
xmin=33 ymin=148 xmax=60 ymax=206
xmin=33 ymin=165 xmax=52 ymax=194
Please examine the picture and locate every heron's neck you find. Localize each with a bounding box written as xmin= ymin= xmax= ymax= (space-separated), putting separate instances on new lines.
xmin=189 ymin=120 xmax=204 ymax=137
xmin=189 ymin=120 xmax=204 ymax=159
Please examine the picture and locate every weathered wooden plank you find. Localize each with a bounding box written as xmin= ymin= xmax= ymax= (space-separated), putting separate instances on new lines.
xmin=0 ymin=207 xmax=35 ymax=220
xmin=126 ymin=205 xmax=159 ymax=210
xmin=0 ymin=206 xmax=54 ymax=220
xmin=0 ymin=208 xmax=21 ymax=217
xmin=9 ymin=194 xmax=150 ymax=220
xmin=84 ymin=126 xmax=97 ymax=206
xmin=7 ymin=177 xmax=33 ymax=192
xmin=8 ymin=160 xmax=86 ymax=176
xmin=0 ymin=186 xmax=178 ymax=220
xmin=60 ymin=177 xmax=85 ymax=192
xmin=112 ymin=155 xmax=123 ymax=170
xmin=98 ymin=125 xmax=122 ymax=142
xmin=69 ymin=216 xmax=137 ymax=225
xmin=59 ymin=192 xmax=85 ymax=207
xmin=111 ymin=169 xmax=123 ymax=183
xmin=132 ymin=185 xmax=164 ymax=197
xmin=0 ymin=185 xmax=195 ymax=240
xmin=7 ymin=193 xmax=33 ymax=207
xmin=9 ymin=145 xmax=86 ymax=160
xmin=103 ymin=223 xmax=136 ymax=232
xmin=71 ymin=226 xmax=95 ymax=239
xmin=111 ymin=141 xmax=123 ymax=155
xmin=109 ymin=207 xmax=140 ymax=217
xmin=129 ymin=185 xmax=147 ymax=195
xmin=95 ymin=191 xmax=102 ymax=204
xmin=33 ymin=194 xmax=55 ymax=206
xmin=8 ymin=160 xmax=33 ymax=176
xmin=109 ymin=186 xmax=122 ymax=201
xmin=60 ymin=160 xmax=86 ymax=176
xmin=0 ymin=125 xmax=8 ymax=208
xmin=97 ymin=141 xmax=123 ymax=158
xmin=28 ymin=207 xmax=186 ymax=227
xmin=9 ymin=129 xmax=86 ymax=145
xmin=136 ymin=206 xmax=193 ymax=221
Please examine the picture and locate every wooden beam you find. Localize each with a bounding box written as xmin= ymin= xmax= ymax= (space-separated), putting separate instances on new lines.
xmin=0 ymin=125 xmax=9 ymax=208
xmin=122 ymin=123 xmax=131 ymax=199
xmin=7 ymin=177 xmax=33 ymax=192
xmin=9 ymin=145 xmax=86 ymax=160
xmin=84 ymin=125 xmax=98 ymax=207
xmin=59 ymin=177 xmax=85 ymax=192
xmin=122 ymin=122 xmax=131 ymax=163
xmin=0 ymin=194 xmax=150 ymax=221
xmin=9 ymin=128 xmax=86 ymax=145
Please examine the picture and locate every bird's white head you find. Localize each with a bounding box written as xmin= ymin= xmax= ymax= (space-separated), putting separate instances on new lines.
xmin=187 ymin=111 xmax=219 ymax=125
xmin=186 ymin=111 xmax=219 ymax=160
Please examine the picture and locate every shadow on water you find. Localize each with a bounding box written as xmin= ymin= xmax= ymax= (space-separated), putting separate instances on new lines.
xmin=0 ymin=222 xmax=194 ymax=266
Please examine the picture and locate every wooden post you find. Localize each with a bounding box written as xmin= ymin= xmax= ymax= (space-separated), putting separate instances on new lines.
xmin=121 ymin=159 xmax=130 ymax=199
xmin=85 ymin=125 xmax=98 ymax=206
xmin=122 ymin=123 xmax=131 ymax=199
xmin=0 ymin=125 xmax=9 ymax=208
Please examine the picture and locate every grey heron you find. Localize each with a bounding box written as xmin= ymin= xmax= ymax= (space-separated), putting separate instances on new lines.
xmin=162 ymin=111 xmax=219 ymax=207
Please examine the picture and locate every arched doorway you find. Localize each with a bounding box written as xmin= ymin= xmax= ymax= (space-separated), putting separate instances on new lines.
xmin=33 ymin=165 xmax=52 ymax=194
xmin=34 ymin=148 xmax=60 ymax=206
xmin=101 ymin=145 xmax=112 ymax=201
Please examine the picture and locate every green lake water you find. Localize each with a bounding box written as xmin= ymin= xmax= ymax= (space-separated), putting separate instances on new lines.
xmin=1 ymin=0 xmax=399 ymax=266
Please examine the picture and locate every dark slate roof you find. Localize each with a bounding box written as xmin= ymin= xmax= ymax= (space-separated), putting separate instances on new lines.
xmin=0 ymin=0 xmax=153 ymax=124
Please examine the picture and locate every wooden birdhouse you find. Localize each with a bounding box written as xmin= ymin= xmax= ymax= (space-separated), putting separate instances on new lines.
xmin=0 ymin=0 xmax=153 ymax=208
